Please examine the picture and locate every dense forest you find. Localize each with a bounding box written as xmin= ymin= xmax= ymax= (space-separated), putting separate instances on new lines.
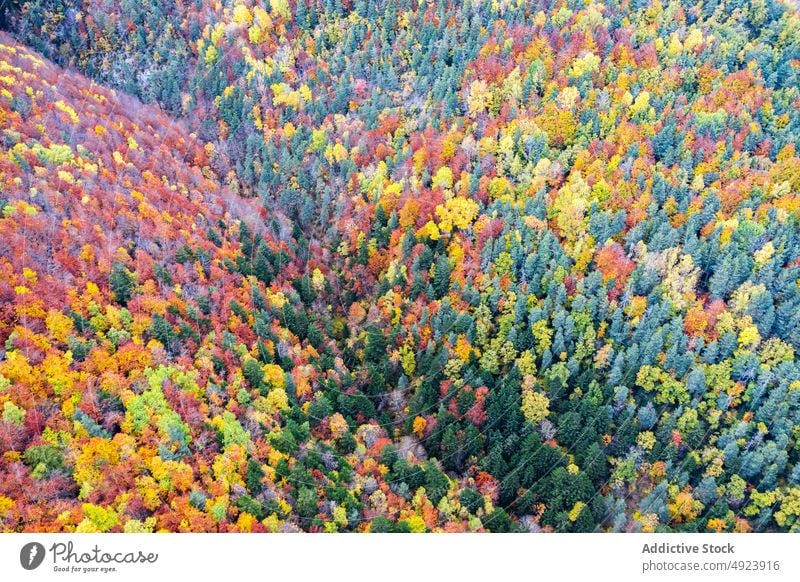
xmin=1 ymin=0 xmax=800 ymax=532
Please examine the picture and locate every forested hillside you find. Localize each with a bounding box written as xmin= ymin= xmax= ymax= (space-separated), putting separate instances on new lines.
xmin=2 ymin=0 xmax=800 ymax=532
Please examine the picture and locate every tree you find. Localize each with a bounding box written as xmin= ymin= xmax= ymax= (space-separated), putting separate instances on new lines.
xmin=423 ymin=462 xmax=449 ymax=505
xmin=459 ymin=488 xmax=484 ymax=513
xmin=150 ymin=315 xmax=177 ymax=354
xmin=432 ymin=254 xmax=452 ymax=298
xmin=110 ymin=262 xmax=136 ymax=305
xmin=521 ymin=390 xmax=550 ymax=426
xmin=246 ymin=459 xmax=264 ymax=494
xmin=364 ymin=326 xmax=387 ymax=362
xmin=243 ymin=358 xmax=264 ymax=389
xmin=254 ymin=241 xmax=274 ymax=284
xmin=484 ymin=508 xmax=514 ymax=532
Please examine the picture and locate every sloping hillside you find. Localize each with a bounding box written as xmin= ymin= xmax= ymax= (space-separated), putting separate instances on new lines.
xmin=2 ymin=0 xmax=800 ymax=534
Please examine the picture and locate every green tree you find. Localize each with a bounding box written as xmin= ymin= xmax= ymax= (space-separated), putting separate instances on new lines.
xmin=110 ymin=261 xmax=136 ymax=305
xmin=432 ymin=254 xmax=452 ymax=298
xmin=297 ymin=488 xmax=319 ymax=520
xmin=243 ymin=358 xmax=264 ymax=389
xmin=423 ymin=461 xmax=449 ymax=505
xmin=364 ymin=326 xmax=387 ymax=362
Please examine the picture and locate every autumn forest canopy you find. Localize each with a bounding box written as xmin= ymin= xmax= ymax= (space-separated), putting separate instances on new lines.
xmin=1 ymin=0 xmax=800 ymax=533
